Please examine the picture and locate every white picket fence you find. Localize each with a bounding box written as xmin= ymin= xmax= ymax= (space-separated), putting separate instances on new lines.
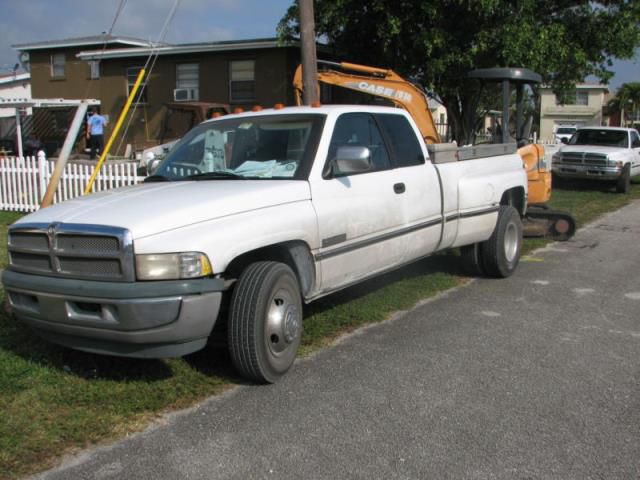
xmin=0 ymin=155 xmax=144 ymax=212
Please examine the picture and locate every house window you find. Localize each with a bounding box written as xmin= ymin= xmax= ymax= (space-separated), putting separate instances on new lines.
xmin=51 ymin=53 xmax=65 ymax=77
xmin=175 ymin=63 xmax=199 ymax=101
xmin=88 ymin=61 xmax=100 ymax=80
xmin=126 ymin=66 xmax=147 ymax=103
xmin=230 ymin=60 xmax=255 ymax=102
xmin=575 ymin=91 xmax=589 ymax=106
xmin=556 ymin=90 xmax=589 ymax=106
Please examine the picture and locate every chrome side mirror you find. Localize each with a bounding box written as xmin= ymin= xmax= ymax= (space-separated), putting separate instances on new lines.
xmin=147 ymin=158 xmax=162 ymax=175
xmin=335 ymin=146 xmax=372 ymax=174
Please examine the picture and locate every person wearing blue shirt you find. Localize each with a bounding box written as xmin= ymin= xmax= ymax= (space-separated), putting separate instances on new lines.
xmin=86 ymin=108 xmax=107 ymax=160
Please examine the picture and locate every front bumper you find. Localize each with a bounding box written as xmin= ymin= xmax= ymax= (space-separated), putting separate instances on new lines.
xmin=2 ymin=269 xmax=226 ymax=358
xmin=553 ymin=163 xmax=622 ymax=181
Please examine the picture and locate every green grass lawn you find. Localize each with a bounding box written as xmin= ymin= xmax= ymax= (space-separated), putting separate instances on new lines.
xmin=1 ymin=178 xmax=639 ymax=479
xmin=0 ymin=212 xmax=22 ymax=267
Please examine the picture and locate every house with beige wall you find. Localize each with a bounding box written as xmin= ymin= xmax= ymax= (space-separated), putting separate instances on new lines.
xmin=539 ymin=83 xmax=609 ymax=142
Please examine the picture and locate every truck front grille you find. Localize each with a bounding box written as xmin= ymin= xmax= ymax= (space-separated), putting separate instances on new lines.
xmin=10 ymin=232 xmax=49 ymax=250
xmin=56 ymin=235 xmax=120 ymax=252
xmin=559 ymin=152 xmax=608 ymax=166
xmin=10 ymin=251 xmax=52 ymax=271
xmin=584 ymin=153 xmax=608 ymax=166
xmin=8 ymin=223 xmax=134 ymax=282
xmin=58 ymin=258 xmax=123 ymax=277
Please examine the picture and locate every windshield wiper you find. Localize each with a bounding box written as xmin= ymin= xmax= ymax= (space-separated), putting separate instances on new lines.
xmin=144 ymin=175 xmax=170 ymax=183
xmin=185 ymin=171 xmax=245 ymax=180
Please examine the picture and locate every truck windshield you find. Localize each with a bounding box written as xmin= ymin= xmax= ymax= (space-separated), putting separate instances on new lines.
xmin=556 ymin=127 xmax=576 ymax=135
xmin=154 ymin=113 xmax=325 ymax=180
xmin=569 ymin=129 xmax=628 ymax=148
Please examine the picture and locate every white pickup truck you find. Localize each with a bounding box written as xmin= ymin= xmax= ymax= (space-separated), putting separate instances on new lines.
xmin=553 ymin=125 xmax=577 ymax=144
xmin=552 ymin=127 xmax=640 ymax=193
xmin=2 ymin=105 xmax=527 ymax=383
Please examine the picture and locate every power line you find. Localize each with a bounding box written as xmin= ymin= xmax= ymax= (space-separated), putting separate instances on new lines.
xmin=81 ymin=0 xmax=128 ymax=101
xmin=115 ymin=0 xmax=183 ymax=156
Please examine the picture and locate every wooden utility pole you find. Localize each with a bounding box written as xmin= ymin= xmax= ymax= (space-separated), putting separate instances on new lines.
xmin=299 ymin=0 xmax=319 ymax=105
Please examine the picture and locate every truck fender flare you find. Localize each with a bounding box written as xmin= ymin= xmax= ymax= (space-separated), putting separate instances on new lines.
xmin=500 ymin=186 xmax=526 ymax=216
xmin=224 ymin=241 xmax=316 ymax=298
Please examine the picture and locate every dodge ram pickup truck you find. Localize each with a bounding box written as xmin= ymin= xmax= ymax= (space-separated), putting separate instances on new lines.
xmin=552 ymin=127 xmax=640 ymax=193
xmin=2 ymin=105 xmax=527 ymax=383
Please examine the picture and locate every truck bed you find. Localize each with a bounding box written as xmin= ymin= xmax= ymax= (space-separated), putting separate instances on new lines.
xmin=427 ymin=142 xmax=518 ymax=164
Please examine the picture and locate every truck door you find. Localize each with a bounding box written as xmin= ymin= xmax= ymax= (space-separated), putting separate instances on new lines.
xmin=311 ymin=112 xmax=406 ymax=292
xmin=375 ymin=113 xmax=442 ymax=260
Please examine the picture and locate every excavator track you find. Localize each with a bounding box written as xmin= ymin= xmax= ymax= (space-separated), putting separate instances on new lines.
xmin=523 ymin=205 xmax=576 ymax=241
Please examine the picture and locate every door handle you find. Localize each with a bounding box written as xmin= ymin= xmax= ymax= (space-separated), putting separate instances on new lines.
xmin=393 ymin=183 xmax=406 ymax=194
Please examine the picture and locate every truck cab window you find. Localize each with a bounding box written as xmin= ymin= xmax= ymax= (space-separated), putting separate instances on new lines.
xmin=328 ymin=113 xmax=390 ymax=174
xmin=155 ymin=114 xmax=323 ymax=180
xmin=376 ymin=114 xmax=425 ymax=167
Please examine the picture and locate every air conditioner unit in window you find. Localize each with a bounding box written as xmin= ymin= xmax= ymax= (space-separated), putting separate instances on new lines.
xmin=173 ymin=88 xmax=199 ymax=102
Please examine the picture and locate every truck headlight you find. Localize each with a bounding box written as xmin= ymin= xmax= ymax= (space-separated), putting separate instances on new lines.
xmin=607 ymin=159 xmax=623 ymax=168
xmin=552 ymin=153 xmax=561 ymax=162
xmin=136 ymin=252 xmax=213 ymax=280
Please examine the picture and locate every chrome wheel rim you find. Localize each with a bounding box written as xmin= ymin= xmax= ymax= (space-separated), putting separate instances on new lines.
xmin=266 ymin=286 xmax=300 ymax=357
xmin=504 ymin=222 xmax=519 ymax=263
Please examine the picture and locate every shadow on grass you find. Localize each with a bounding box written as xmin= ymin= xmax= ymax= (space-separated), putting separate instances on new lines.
xmin=182 ymin=341 xmax=247 ymax=383
xmin=0 ymin=251 xmax=466 ymax=384
xmin=305 ymin=251 xmax=463 ymax=318
xmin=0 ymin=311 xmax=174 ymax=381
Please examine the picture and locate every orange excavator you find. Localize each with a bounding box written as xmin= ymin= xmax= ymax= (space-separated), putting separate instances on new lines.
xmin=293 ymin=61 xmax=575 ymax=240
xmin=294 ymin=61 xmax=441 ymax=145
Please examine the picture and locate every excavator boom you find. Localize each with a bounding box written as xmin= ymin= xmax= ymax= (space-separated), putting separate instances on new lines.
xmin=294 ymin=61 xmax=441 ymax=144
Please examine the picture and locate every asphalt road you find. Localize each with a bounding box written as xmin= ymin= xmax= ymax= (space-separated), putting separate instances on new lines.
xmin=36 ymin=202 xmax=640 ymax=480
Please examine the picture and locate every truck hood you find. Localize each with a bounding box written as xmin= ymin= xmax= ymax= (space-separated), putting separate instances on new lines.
xmin=17 ymin=180 xmax=311 ymax=239
xmin=559 ymin=145 xmax=627 ymax=156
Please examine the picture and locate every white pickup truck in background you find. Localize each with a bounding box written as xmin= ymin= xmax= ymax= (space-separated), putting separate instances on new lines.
xmin=2 ymin=105 xmax=527 ymax=383
xmin=552 ymin=127 xmax=640 ymax=193
xmin=553 ymin=125 xmax=577 ymax=143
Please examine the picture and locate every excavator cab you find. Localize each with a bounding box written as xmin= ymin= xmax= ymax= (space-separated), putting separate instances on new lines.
xmin=467 ymin=68 xmax=540 ymax=147
xmin=468 ymin=68 xmax=575 ymax=240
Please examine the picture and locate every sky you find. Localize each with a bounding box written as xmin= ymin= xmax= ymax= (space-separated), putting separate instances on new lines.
xmin=0 ymin=0 xmax=637 ymax=92
xmin=0 ymin=0 xmax=294 ymax=65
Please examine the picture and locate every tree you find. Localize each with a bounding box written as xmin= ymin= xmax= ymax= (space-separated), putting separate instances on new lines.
xmin=613 ymin=82 xmax=640 ymax=126
xmin=279 ymin=0 xmax=640 ymax=143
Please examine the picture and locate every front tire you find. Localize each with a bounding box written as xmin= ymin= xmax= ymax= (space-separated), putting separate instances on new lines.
xmin=228 ymin=262 xmax=303 ymax=383
xmin=616 ymin=164 xmax=631 ymax=194
xmin=481 ymin=206 xmax=523 ymax=278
